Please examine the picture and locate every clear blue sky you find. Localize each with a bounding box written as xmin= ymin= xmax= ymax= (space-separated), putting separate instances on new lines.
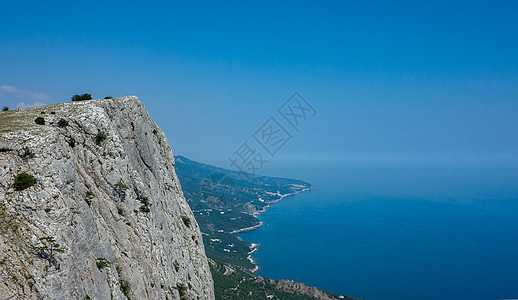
xmin=1 ymin=1 xmax=517 ymax=171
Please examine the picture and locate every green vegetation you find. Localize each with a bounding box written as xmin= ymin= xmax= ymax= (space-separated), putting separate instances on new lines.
xmin=139 ymin=205 xmax=150 ymax=213
xmin=95 ymin=131 xmax=107 ymax=145
xmin=173 ymin=282 xmax=188 ymax=298
xmin=104 ymin=96 xmax=113 ymax=99
xmin=96 ymin=257 xmax=112 ymax=269
xmin=19 ymin=147 xmax=35 ymax=159
xmin=85 ymin=190 xmax=93 ymax=205
xmin=138 ymin=196 xmax=151 ymax=213
xmin=71 ymin=93 xmax=92 ymax=101
xmin=13 ymin=172 xmax=37 ymax=190
xmin=203 ymin=232 xmax=255 ymax=269
xmin=57 ymin=118 xmax=69 ymax=127
xmin=50 ymin=111 xmax=56 ymax=115
xmin=114 ymin=181 xmax=128 ymax=189
xmin=2 ymin=106 xmax=8 ymax=111
xmin=34 ymin=116 xmax=45 ymax=125
xmin=120 ymin=280 xmax=131 ymax=300
xmin=210 ymin=260 xmax=352 ymax=300
xmin=113 ymin=181 xmax=128 ymax=200
xmin=84 ymin=295 xmax=92 ymax=300
xmin=33 ymin=236 xmax=64 ymax=269
xmin=67 ymin=137 xmax=76 ymax=148
xmin=0 ymin=203 xmax=20 ymax=235
xmin=181 ymin=216 xmax=191 ymax=228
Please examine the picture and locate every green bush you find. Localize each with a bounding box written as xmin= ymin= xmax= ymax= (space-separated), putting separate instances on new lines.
xmin=114 ymin=181 xmax=128 ymax=189
xmin=67 ymin=138 xmax=76 ymax=148
xmin=2 ymin=106 xmax=8 ymax=112
xmin=174 ymin=283 xmax=188 ymax=297
xmin=96 ymin=257 xmax=112 ymax=269
xmin=104 ymin=96 xmax=113 ymax=99
xmin=85 ymin=190 xmax=93 ymax=205
xmin=139 ymin=205 xmax=150 ymax=213
xmin=19 ymin=147 xmax=35 ymax=159
xmin=35 ymin=117 xmax=45 ymax=125
xmin=57 ymin=119 xmax=69 ymax=128
xmin=95 ymin=131 xmax=107 ymax=145
xmin=71 ymin=93 xmax=92 ymax=101
xmin=14 ymin=172 xmax=37 ymax=190
xmin=181 ymin=216 xmax=191 ymax=228
xmin=120 ymin=280 xmax=131 ymax=299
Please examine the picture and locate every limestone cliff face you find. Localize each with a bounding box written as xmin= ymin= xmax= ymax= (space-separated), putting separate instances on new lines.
xmin=0 ymin=97 xmax=214 ymax=299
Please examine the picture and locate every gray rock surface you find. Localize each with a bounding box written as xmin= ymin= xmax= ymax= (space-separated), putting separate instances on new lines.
xmin=0 ymin=96 xmax=214 ymax=299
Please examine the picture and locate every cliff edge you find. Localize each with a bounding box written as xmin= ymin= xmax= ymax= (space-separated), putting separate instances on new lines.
xmin=0 ymin=96 xmax=214 ymax=299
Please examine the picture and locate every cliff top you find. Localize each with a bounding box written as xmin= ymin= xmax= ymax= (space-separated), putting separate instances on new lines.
xmin=0 ymin=96 xmax=138 ymax=136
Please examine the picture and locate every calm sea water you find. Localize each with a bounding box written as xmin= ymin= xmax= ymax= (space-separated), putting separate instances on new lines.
xmin=239 ymin=162 xmax=518 ymax=300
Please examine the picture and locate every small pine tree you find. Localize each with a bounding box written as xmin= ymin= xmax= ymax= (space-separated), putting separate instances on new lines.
xmin=35 ymin=117 xmax=45 ymax=125
xmin=95 ymin=131 xmax=107 ymax=145
xmin=13 ymin=172 xmax=37 ymax=190
xmin=58 ymin=119 xmax=69 ymax=128
xmin=71 ymin=93 xmax=92 ymax=101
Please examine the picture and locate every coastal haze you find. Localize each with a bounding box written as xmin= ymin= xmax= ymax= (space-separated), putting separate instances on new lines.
xmin=242 ymin=161 xmax=518 ymax=300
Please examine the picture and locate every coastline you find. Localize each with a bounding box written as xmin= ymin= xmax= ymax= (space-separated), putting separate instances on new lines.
xmin=236 ymin=186 xmax=314 ymax=272
xmin=247 ymin=245 xmax=260 ymax=272
xmin=230 ymin=221 xmax=264 ymax=234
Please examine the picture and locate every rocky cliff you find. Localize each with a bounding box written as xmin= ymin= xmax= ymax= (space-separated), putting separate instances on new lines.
xmin=0 ymin=96 xmax=214 ymax=299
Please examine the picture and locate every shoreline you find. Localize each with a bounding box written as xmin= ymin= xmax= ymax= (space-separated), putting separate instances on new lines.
xmin=230 ymin=221 xmax=264 ymax=234
xmin=247 ymin=244 xmax=260 ymax=273
xmin=235 ymin=186 xmax=314 ymax=272
xmin=233 ymin=186 xmax=313 ymax=233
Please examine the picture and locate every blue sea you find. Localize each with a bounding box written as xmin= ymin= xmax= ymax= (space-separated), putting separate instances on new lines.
xmin=239 ymin=162 xmax=518 ymax=300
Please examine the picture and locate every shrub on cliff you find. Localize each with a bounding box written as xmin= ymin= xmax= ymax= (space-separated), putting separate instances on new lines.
xmin=120 ymin=280 xmax=131 ymax=299
xmin=139 ymin=205 xmax=150 ymax=213
xmin=58 ymin=118 xmax=69 ymax=128
xmin=19 ymin=147 xmax=35 ymax=159
xmin=35 ymin=117 xmax=45 ymax=125
xmin=71 ymin=93 xmax=92 ymax=101
xmin=95 ymin=131 xmax=107 ymax=145
xmin=67 ymin=137 xmax=76 ymax=148
xmin=2 ymin=106 xmax=8 ymax=111
xmin=14 ymin=172 xmax=37 ymax=190
xmin=181 ymin=216 xmax=191 ymax=228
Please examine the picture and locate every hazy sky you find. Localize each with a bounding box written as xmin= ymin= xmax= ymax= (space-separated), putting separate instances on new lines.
xmin=1 ymin=1 xmax=517 ymax=171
